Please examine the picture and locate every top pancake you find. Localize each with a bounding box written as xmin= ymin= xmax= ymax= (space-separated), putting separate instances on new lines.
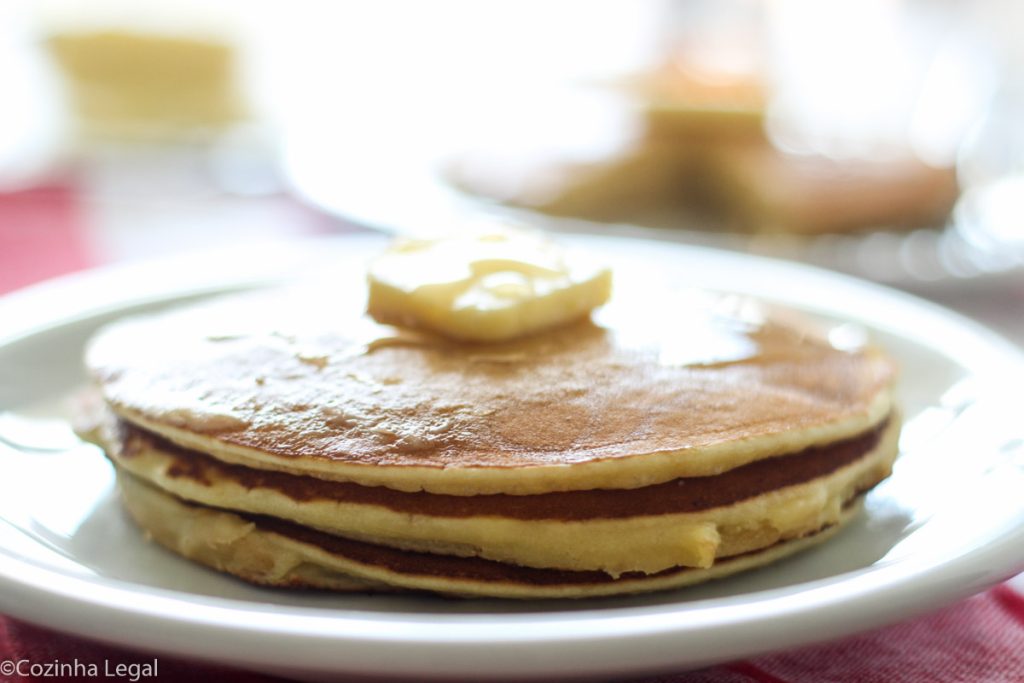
xmin=85 ymin=280 xmax=896 ymax=495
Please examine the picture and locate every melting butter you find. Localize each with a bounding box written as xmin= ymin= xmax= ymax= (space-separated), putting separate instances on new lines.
xmin=367 ymin=230 xmax=612 ymax=342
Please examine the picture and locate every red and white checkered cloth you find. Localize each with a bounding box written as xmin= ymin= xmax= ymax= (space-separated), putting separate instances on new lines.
xmin=2 ymin=182 xmax=1024 ymax=683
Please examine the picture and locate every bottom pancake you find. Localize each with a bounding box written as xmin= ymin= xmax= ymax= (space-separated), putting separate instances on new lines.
xmin=94 ymin=410 xmax=899 ymax=576
xmin=117 ymin=470 xmax=862 ymax=599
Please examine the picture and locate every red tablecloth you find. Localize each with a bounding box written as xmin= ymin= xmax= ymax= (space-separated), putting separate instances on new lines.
xmin=2 ymin=182 xmax=1023 ymax=683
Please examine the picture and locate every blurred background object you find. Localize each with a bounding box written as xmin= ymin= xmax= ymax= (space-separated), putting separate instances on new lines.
xmin=278 ymin=0 xmax=1024 ymax=288
xmin=47 ymin=29 xmax=243 ymax=141
xmin=0 ymin=0 xmax=1021 ymax=325
xmin=449 ymin=0 xmax=969 ymax=236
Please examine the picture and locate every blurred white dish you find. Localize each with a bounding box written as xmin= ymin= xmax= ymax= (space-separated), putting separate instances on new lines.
xmin=282 ymin=80 xmax=1024 ymax=292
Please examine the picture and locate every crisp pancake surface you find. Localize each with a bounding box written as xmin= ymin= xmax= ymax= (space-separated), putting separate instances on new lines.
xmin=86 ymin=283 xmax=896 ymax=494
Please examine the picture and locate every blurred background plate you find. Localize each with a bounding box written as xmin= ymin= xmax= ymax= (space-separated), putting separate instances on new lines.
xmin=279 ymin=0 xmax=1024 ymax=292
xmin=282 ymin=102 xmax=1024 ymax=292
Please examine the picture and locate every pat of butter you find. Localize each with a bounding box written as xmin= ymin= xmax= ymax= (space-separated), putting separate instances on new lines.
xmin=367 ymin=230 xmax=612 ymax=342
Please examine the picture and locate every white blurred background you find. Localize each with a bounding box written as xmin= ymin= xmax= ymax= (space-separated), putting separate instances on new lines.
xmin=0 ymin=0 xmax=1021 ymax=337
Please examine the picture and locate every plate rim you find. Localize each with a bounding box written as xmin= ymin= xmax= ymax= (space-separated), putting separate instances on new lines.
xmin=2 ymin=234 xmax=1024 ymax=679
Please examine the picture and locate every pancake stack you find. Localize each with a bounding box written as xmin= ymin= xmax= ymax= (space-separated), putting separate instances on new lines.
xmin=81 ymin=281 xmax=899 ymax=599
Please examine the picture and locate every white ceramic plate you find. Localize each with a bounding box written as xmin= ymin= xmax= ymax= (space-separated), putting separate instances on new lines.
xmin=1 ymin=235 xmax=1023 ymax=682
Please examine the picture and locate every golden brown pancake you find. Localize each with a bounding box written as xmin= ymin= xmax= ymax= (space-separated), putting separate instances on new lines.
xmin=117 ymin=470 xmax=863 ymax=599
xmin=85 ymin=285 xmax=896 ymax=496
